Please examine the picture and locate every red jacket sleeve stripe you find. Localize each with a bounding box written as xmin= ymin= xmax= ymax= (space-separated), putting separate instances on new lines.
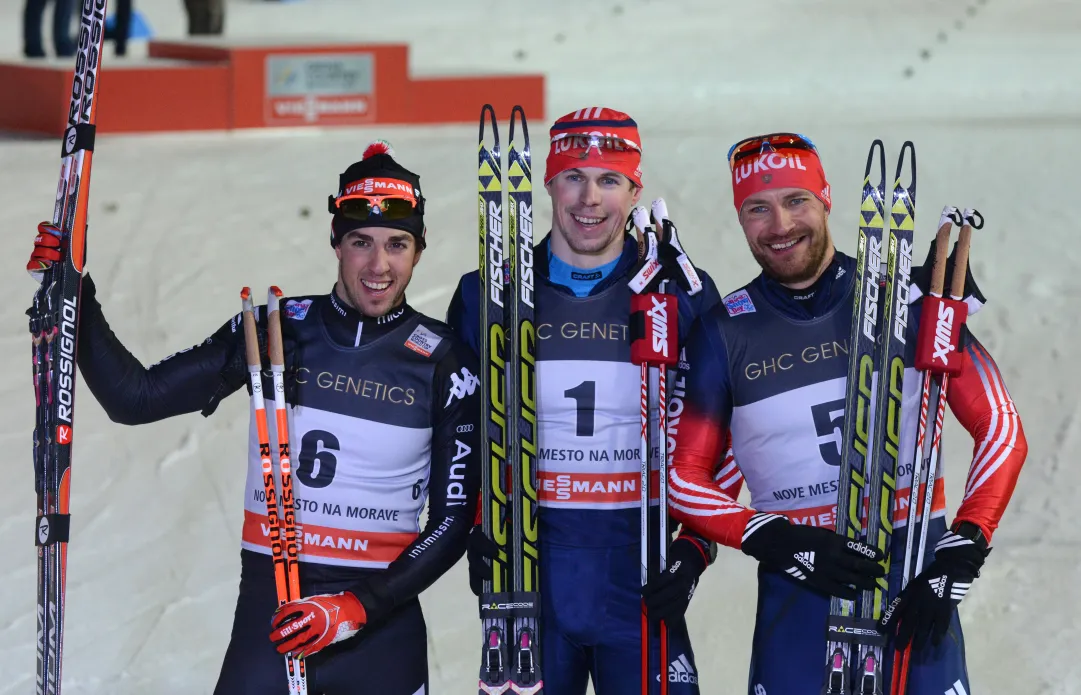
xmin=948 ymin=339 xmax=1028 ymax=541
xmin=963 ymin=342 xmax=1023 ymax=498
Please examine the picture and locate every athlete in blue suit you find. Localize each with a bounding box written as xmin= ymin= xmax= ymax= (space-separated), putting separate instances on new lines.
xmin=668 ymin=133 xmax=1028 ymax=694
xmin=448 ymin=107 xmax=724 ymax=694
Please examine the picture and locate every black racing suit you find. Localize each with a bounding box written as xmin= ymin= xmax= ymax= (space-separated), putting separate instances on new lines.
xmin=75 ymin=275 xmax=480 ymax=695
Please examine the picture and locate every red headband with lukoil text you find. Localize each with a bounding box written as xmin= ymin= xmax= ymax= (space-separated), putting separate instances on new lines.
xmin=731 ymin=143 xmax=831 ymax=214
xmin=545 ymin=107 xmax=644 ymax=187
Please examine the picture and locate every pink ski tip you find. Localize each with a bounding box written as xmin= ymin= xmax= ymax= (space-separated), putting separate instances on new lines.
xmin=519 ymin=632 xmax=531 ymax=648
xmin=832 ymin=653 xmax=844 ymax=669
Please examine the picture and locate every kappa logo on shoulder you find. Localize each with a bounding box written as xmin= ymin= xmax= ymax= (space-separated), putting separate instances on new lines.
xmin=284 ymin=299 xmax=313 ymax=321
xmin=446 ymin=367 xmax=479 ymax=406
xmin=723 ymin=289 xmax=756 ymax=317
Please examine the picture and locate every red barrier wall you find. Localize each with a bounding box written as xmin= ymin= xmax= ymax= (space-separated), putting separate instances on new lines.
xmin=0 ymin=39 xmax=545 ymax=136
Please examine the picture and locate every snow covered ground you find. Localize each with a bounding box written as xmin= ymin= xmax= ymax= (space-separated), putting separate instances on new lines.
xmin=1 ymin=0 xmax=1078 ymax=692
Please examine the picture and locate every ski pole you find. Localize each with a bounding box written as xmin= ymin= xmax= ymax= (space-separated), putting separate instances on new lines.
xmin=241 ymin=288 xmax=306 ymax=695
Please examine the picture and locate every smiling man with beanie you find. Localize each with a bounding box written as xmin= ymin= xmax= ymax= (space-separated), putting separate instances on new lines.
xmin=27 ymin=141 xmax=480 ymax=695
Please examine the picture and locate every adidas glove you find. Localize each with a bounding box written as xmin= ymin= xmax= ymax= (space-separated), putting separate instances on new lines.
xmin=740 ymin=512 xmax=885 ymax=599
xmin=881 ymin=523 xmax=990 ymax=652
xmin=641 ymin=537 xmax=710 ymax=623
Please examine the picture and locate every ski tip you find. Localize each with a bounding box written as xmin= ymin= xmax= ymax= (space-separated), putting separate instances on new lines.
xmin=865 ymin=140 xmax=887 ymax=183
xmin=962 ymin=208 xmax=984 ymax=229
xmin=895 ymin=140 xmax=917 ymax=184
xmin=240 ymin=286 xmax=251 ymax=301
xmin=479 ymin=104 xmax=499 ymax=141
xmin=511 ymin=104 xmax=529 ymax=136
xmin=508 ymin=105 xmax=531 ymax=151
xmin=631 ymin=206 xmax=650 ymax=233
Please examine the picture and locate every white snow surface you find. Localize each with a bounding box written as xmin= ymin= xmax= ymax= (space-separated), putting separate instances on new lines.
xmin=1 ymin=0 xmax=1078 ymax=693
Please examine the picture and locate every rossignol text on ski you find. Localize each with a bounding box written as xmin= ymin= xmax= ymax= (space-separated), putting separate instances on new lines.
xmin=26 ymin=2 xmax=111 ymax=692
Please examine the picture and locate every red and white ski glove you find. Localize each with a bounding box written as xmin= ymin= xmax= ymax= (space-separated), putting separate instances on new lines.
xmin=269 ymin=591 xmax=367 ymax=658
xmin=626 ymin=200 xmax=704 ymax=296
xmin=27 ymin=222 xmax=64 ymax=284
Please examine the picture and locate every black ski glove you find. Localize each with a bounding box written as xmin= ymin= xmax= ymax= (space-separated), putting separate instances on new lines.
xmin=881 ymin=524 xmax=990 ymax=652
xmin=641 ymin=537 xmax=710 ymax=623
xmin=203 ymin=308 xmax=301 ymax=416
xmin=740 ymin=512 xmax=885 ymax=599
xmin=467 ymin=525 xmax=500 ymax=597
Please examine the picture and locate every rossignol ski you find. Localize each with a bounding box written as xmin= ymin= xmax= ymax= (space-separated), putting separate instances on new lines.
xmin=27 ymin=2 xmax=110 ymax=692
xmin=242 ymin=287 xmax=308 ymax=695
xmin=824 ymin=140 xmax=918 ymax=695
xmin=889 ymin=208 xmax=981 ymax=695
xmin=478 ymin=104 xmax=544 ymax=695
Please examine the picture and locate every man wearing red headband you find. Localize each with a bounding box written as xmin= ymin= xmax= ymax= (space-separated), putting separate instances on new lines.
xmin=448 ymin=107 xmax=722 ymax=694
xmin=26 ymin=141 xmax=480 ymax=694
xmin=665 ymin=133 xmax=1028 ymax=693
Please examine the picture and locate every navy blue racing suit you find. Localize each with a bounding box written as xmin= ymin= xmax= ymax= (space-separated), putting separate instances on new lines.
xmin=668 ymin=251 xmax=1027 ymax=694
xmin=75 ymin=277 xmax=481 ymax=695
xmin=448 ymin=234 xmax=722 ymax=694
